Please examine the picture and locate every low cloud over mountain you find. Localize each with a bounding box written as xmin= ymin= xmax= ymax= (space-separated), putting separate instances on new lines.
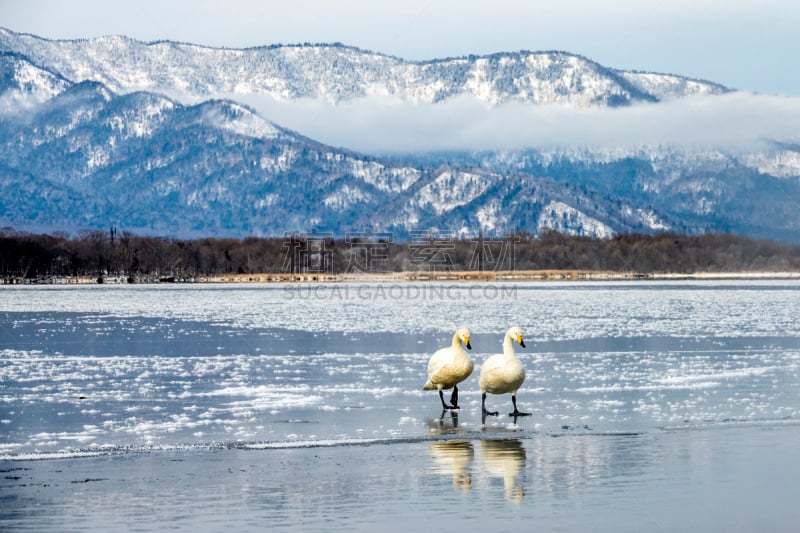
xmin=240 ymin=91 xmax=800 ymax=153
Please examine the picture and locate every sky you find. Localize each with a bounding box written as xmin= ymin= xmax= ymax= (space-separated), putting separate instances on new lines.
xmin=2 ymin=0 xmax=799 ymax=96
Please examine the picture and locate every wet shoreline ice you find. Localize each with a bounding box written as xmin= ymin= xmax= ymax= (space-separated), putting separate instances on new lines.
xmin=3 ymin=425 xmax=800 ymax=532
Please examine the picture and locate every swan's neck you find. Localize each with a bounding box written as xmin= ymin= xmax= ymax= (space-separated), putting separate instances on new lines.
xmin=451 ymin=333 xmax=464 ymax=350
xmin=502 ymin=334 xmax=516 ymax=357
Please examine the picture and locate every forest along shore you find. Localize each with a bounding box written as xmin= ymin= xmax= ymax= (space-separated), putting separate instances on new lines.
xmin=4 ymin=229 xmax=800 ymax=284
xmin=4 ymin=270 xmax=800 ymax=285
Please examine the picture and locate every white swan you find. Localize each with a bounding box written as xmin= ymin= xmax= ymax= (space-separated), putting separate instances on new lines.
xmin=479 ymin=326 xmax=530 ymax=417
xmin=423 ymin=328 xmax=474 ymax=410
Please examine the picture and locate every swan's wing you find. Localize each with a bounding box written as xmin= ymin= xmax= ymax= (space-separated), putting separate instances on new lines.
xmin=478 ymin=354 xmax=504 ymax=388
xmin=479 ymin=354 xmax=502 ymax=374
xmin=427 ymin=347 xmax=453 ymax=377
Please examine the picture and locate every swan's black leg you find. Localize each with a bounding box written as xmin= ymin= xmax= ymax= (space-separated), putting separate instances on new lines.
xmin=449 ymin=386 xmax=460 ymax=409
xmin=439 ymin=389 xmax=455 ymax=410
xmin=482 ymin=392 xmax=498 ymax=416
xmin=509 ymin=394 xmax=531 ymax=417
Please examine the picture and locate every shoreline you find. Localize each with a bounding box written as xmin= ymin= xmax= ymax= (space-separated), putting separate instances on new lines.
xmin=4 ymin=425 xmax=800 ymax=532
xmin=3 ymin=269 xmax=800 ymax=285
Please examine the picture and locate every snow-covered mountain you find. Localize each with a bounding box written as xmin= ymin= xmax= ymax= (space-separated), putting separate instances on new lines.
xmin=1 ymin=29 xmax=799 ymax=242
xmin=0 ymin=28 xmax=729 ymax=106
xmin=0 ymin=65 xmax=686 ymax=238
xmin=0 ymin=51 xmax=71 ymax=112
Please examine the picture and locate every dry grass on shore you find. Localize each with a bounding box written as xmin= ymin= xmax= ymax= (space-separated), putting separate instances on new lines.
xmin=7 ymin=269 xmax=800 ymax=285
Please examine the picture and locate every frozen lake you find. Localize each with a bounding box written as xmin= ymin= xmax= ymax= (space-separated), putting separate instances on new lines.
xmin=2 ymin=281 xmax=800 ymax=530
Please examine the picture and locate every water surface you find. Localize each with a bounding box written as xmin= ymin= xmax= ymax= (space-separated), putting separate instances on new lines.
xmin=1 ymin=281 xmax=799 ymax=530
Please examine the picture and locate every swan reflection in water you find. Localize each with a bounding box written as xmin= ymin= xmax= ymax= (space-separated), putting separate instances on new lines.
xmin=427 ymin=436 xmax=527 ymax=500
xmin=426 ymin=410 xmax=472 ymax=490
xmin=426 ymin=409 xmax=461 ymax=432
xmin=481 ymin=439 xmax=526 ymax=503
xmin=429 ymin=440 xmax=474 ymax=490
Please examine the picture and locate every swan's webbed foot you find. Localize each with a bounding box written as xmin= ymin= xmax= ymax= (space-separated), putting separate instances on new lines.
xmin=481 ymin=392 xmax=498 ymax=417
xmin=509 ymin=396 xmax=529 ymax=417
xmin=439 ymin=389 xmax=459 ymax=410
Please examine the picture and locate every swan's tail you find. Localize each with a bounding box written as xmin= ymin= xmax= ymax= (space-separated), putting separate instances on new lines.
xmin=422 ymin=380 xmax=435 ymax=390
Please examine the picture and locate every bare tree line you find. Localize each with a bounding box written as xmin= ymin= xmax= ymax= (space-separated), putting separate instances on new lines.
xmin=2 ymin=227 xmax=800 ymax=282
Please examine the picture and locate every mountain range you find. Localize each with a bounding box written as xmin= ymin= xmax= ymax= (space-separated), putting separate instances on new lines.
xmin=1 ymin=28 xmax=799 ymax=242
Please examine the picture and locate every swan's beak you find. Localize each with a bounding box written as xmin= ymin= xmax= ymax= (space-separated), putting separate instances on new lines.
xmin=465 ymin=337 xmax=472 ymax=350
xmin=517 ymin=335 xmax=526 ymax=348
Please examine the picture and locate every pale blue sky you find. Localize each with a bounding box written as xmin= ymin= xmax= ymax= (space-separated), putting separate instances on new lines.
xmin=2 ymin=0 xmax=799 ymax=95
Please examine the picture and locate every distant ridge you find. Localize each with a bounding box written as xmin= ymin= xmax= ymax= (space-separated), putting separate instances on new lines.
xmin=0 ymin=27 xmax=729 ymax=106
